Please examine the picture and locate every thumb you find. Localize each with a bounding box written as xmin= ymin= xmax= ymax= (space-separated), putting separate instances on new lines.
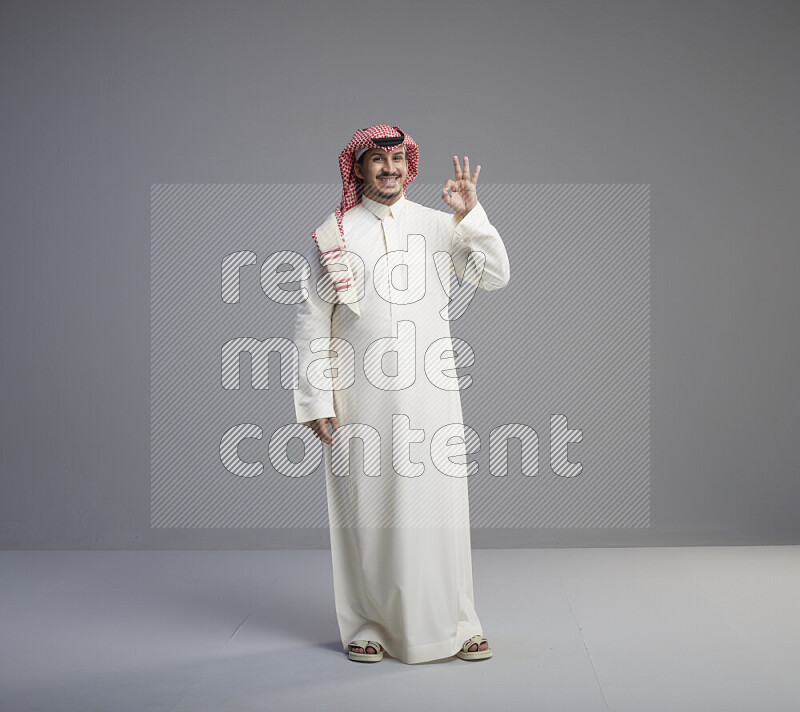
xmin=329 ymin=416 xmax=339 ymax=431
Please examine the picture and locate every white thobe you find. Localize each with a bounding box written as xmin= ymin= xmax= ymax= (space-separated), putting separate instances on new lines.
xmin=293 ymin=194 xmax=510 ymax=663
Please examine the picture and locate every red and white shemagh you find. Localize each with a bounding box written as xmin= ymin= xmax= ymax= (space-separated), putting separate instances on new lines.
xmin=311 ymin=124 xmax=419 ymax=318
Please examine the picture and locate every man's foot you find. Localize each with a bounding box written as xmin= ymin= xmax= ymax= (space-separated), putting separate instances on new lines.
xmin=348 ymin=640 xmax=384 ymax=662
xmin=456 ymin=634 xmax=493 ymax=660
xmin=467 ymin=639 xmax=490 ymax=653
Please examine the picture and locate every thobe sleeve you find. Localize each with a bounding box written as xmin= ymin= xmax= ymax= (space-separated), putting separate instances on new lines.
xmin=293 ymin=239 xmax=337 ymax=428
xmin=449 ymin=201 xmax=511 ymax=290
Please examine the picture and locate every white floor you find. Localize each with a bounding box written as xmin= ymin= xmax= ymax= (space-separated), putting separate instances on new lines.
xmin=1 ymin=546 xmax=798 ymax=711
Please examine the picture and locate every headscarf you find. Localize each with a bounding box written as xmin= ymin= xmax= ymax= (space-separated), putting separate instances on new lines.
xmin=311 ymin=124 xmax=419 ymax=318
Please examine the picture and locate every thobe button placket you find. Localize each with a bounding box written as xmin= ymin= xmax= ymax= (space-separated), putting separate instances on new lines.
xmin=381 ymin=213 xmax=398 ymax=329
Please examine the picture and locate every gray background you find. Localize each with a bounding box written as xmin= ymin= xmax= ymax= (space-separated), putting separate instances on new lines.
xmin=1 ymin=0 xmax=797 ymax=548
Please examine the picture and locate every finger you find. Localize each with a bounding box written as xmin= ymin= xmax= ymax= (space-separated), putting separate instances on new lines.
xmin=322 ymin=419 xmax=335 ymax=444
xmin=472 ymin=164 xmax=481 ymax=183
xmin=453 ymin=156 xmax=462 ymax=181
xmin=330 ymin=417 xmax=339 ymax=431
xmin=463 ymin=156 xmax=470 ymax=180
xmin=314 ymin=419 xmax=332 ymax=444
xmin=442 ymin=181 xmax=457 ymax=204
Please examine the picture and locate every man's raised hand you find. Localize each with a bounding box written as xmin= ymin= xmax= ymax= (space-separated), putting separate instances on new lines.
xmin=442 ymin=155 xmax=480 ymax=219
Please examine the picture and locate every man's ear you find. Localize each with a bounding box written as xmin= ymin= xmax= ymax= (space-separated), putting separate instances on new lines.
xmin=353 ymin=161 xmax=363 ymax=180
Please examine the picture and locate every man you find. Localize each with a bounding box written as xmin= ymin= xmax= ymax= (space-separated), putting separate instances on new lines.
xmin=293 ymin=125 xmax=510 ymax=664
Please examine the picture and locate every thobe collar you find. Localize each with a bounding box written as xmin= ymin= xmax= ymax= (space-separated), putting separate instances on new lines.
xmin=361 ymin=194 xmax=407 ymax=221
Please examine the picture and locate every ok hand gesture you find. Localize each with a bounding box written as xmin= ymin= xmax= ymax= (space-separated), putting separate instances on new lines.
xmin=442 ymin=155 xmax=480 ymax=219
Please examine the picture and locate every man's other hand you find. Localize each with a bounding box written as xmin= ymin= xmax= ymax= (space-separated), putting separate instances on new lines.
xmin=309 ymin=416 xmax=339 ymax=445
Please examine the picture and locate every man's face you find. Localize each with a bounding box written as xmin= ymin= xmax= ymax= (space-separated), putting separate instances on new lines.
xmin=353 ymin=147 xmax=408 ymax=205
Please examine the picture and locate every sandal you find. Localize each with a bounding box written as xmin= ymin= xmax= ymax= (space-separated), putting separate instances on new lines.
xmin=456 ymin=634 xmax=493 ymax=660
xmin=348 ymin=640 xmax=384 ymax=662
